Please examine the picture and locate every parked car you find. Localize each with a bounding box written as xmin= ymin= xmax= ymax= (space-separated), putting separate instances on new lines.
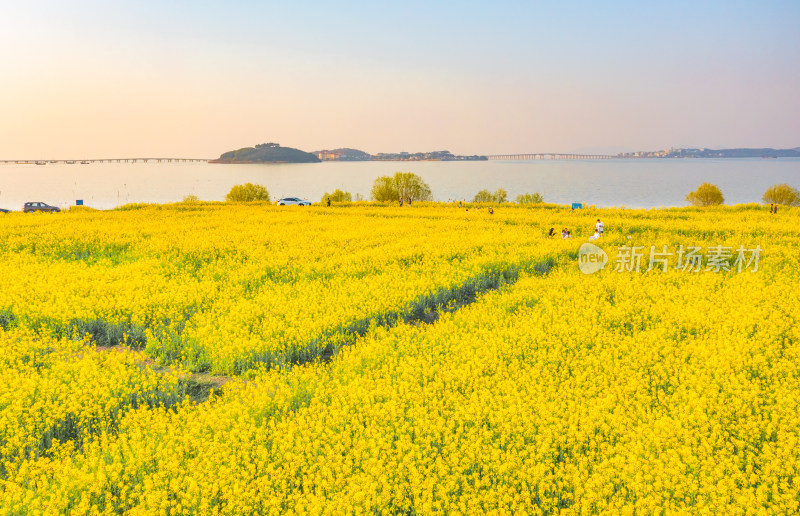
xmin=23 ymin=202 xmax=60 ymax=213
xmin=276 ymin=197 xmax=311 ymax=206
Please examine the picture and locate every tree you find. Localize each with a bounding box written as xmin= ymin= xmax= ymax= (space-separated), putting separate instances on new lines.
xmin=685 ymin=183 xmax=724 ymax=207
xmin=371 ymin=176 xmax=396 ymax=202
xmin=371 ymin=172 xmax=433 ymax=202
xmin=472 ymin=189 xmax=493 ymax=203
xmin=472 ymin=188 xmax=507 ymax=203
xmin=516 ymin=192 xmax=544 ymax=204
xmin=321 ymin=189 xmax=353 ymax=203
xmin=225 ymin=183 xmax=271 ymax=202
xmin=182 ymin=194 xmax=199 ymax=203
xmin=762 ymin=184 xmax=800 ymax=206
xmin=394 ymin=172 xmax=433 ymax=202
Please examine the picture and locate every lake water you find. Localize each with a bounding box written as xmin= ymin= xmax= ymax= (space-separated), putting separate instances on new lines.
xmin=1 ymin=158 xmax=798 ymax=210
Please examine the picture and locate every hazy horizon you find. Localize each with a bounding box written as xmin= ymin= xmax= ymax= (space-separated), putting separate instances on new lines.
xmin=2 ymin=1 xmax=799 ymax=159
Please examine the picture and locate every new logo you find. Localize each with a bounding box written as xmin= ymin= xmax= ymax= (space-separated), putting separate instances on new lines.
xmin=578 ymin=243 xmax=608 ymax=274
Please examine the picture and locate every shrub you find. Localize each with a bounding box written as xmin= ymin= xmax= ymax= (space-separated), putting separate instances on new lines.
xmin=516 ymin=192 xmax=544 ymax=204
xmin=473 ymin=188 xmax=507 ymax=203
xmin=182 ymin=195 xmax=199 ymax=203
xmin=321 ymin=189 xmax=353 ymax=203
xmin=225 ymin=183 xmax=271 ymax=202
xmin=762 ymin=184 xmax=800 ymax=206
xmin=685 ymin=183 xmax=724 ymax=207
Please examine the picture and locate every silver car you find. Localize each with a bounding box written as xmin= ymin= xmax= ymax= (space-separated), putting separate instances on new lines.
xmin=23 ymin=202 xmax=61 ymax=213
xmin=276 ymin=197 xmax=311 ymax=206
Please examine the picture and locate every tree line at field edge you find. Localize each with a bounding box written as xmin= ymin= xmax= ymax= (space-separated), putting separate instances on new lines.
xmin=195 ymin=176 xmax=800 ymax=208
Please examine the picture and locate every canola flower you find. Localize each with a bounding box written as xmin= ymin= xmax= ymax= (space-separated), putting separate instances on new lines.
xmin=0 ymin=329 xmax=183 ymax=481
xmin=0 ymin=204 xmax=561 ymax=374
xmin=0 ymin=202 xmax=798 ymax=514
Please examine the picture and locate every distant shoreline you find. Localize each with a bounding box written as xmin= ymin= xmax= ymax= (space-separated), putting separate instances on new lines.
xmin=4 ymin=147 xmax=800 ymax=164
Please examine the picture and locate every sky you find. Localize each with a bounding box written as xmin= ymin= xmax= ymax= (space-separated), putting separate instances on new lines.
xmin=1 ymin=0 xmax=799 ymax=158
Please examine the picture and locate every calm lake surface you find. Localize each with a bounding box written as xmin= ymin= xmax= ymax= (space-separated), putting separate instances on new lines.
xmin=1 ymin=158 xmax=799 ymax=210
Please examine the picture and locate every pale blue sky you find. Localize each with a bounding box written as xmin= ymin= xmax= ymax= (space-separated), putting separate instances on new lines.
xmin=1 ymin=1 xmax=798 ymax=158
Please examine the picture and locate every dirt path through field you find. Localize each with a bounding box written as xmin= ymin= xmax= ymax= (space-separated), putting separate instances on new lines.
xmin=95 ymin=345 xmax=233 ymax=403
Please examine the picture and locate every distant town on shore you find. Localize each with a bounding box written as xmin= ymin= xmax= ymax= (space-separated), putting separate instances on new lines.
xmin=313 ymin=148 xmax=489 ymax=162
xmin=208 ymin=143 xmax=800 ymax=164
xmin=617 ymin=147 xmax=800 ymax=159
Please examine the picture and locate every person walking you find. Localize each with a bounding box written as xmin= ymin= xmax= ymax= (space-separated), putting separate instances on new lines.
xmin=326 ymin=197 xmax=331 ymax=207
xmin=596 ymin=219 xmax=604 ymax=237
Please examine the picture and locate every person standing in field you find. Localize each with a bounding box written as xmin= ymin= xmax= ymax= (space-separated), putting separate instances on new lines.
xmin=326 ymin=197 xmax=331 ymax=207
xmin=596 ymin=219 xmax=604 ymax=237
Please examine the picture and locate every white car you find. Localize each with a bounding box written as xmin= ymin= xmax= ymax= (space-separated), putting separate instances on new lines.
xmin=276 ymin=197 xmax=311 ymax=206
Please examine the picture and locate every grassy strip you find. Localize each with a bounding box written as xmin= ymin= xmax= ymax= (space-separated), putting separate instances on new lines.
xmin=0 ymin=362 xmax=187 ymax=479
xmin=4 ymin=385 xmax=185 ymax=466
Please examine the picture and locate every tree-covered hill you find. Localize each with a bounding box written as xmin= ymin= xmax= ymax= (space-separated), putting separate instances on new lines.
xmin=210 ymin=143 xmax=321 ymax=163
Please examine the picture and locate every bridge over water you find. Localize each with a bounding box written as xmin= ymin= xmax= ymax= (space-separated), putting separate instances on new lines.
xmin=0 ymin=158 xmax=209 ymax=165
xmin=485 ymin=153 xmax=616 ymax=160
xmin=1 ymin=155 xmax=621 ymax=164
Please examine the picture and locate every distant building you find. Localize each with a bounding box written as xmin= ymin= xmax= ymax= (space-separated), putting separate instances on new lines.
xmin=318 ymin=151 xmax=343 ymax=161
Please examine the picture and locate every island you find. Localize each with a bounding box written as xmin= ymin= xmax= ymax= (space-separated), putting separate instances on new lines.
xmin=210 ymin=143 xmax=321 ymax=164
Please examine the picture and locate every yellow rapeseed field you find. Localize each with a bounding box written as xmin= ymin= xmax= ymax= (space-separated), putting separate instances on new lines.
xmin=1 ymin=202 xmax=798 ymax=514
